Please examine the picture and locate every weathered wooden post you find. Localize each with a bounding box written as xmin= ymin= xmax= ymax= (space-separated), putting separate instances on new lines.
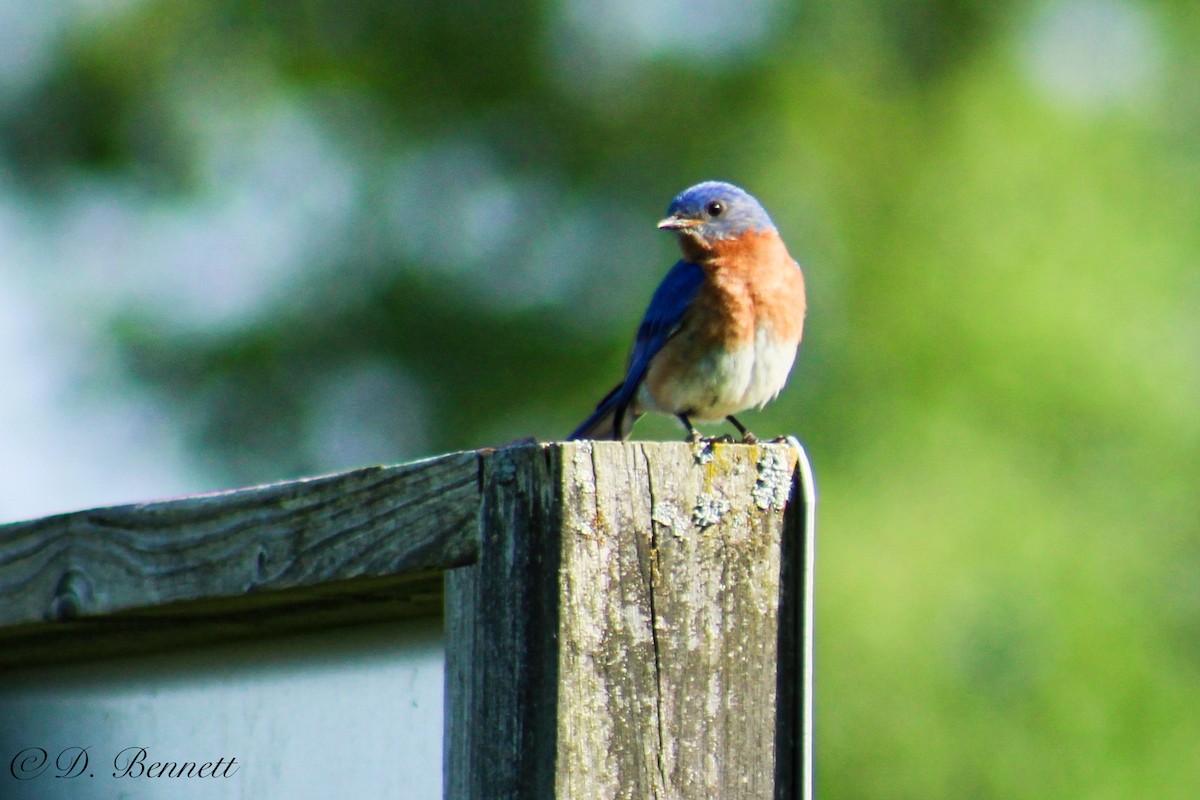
xmin=0 ymin=440 xmax=814 ymax=800
xmin=445 ymin=440 xmax=814 ymax=800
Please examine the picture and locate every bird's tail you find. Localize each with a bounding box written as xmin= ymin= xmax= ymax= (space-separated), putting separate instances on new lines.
xmin=568 ymin=382 xmax=639 ymax=440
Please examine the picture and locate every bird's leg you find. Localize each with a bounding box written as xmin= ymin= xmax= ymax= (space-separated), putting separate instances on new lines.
xmin=726 ymin=415 xmax=758 ymax=444
xmin=679 ymin=414 xmax=737 ymax=444
xmin=677 ymin=414 xmax=703 ymax=443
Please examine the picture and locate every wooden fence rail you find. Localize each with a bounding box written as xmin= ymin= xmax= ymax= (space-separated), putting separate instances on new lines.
xmin=0 ymin=440 xmax=815 ymax=800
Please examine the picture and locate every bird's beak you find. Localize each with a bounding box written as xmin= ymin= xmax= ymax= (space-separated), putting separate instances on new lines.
xmin=657 ymin=215 xmax=701 ymax=231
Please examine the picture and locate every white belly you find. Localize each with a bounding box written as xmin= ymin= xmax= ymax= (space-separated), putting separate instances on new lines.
xmin=638 ymin=324 xmax=798 ymax=421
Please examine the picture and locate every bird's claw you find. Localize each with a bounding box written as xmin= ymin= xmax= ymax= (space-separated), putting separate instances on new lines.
xmin=685 ymin=433 xmax=735 ymax=444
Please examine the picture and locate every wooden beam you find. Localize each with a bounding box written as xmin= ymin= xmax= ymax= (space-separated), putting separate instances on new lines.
xmin=0 ymin=440 xmax=816 ymax=797
xmin=445 ymin=440 xmax=815 ymax=800
xmin=0 ymin=451 xmax=482 ymax=667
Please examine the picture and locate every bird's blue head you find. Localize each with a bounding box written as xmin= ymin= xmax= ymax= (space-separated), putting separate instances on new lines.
xmin=657 ymin=181 xmax=776 ymax=247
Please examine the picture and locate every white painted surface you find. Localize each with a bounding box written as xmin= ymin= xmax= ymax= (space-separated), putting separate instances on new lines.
xmin=0 ymin=618 xmax=443 ymax=800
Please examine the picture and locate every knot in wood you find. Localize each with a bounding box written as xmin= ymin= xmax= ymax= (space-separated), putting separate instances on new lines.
xmin=48 ymin=569 xmax=93 ymax=621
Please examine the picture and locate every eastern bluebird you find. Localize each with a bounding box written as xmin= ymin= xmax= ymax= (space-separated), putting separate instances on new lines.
xmin=569 ymin=181 xmax=806 ymax=442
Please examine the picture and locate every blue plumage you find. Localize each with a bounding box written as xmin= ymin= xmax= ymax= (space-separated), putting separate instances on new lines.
xmin=568 ymin=261 xmax=703 ymax=440
xmin=660 ymin=181 xmax=776 ymax=239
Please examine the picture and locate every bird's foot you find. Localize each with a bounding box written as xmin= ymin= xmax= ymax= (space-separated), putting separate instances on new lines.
xmin=724 ymin=415 xmax=759 ymax=445
xmin=685 ymin=433 xmax=734 ymax=444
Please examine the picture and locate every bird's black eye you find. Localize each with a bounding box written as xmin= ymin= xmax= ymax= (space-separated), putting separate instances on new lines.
xmin=705 ymin=200 xmax=724 ymax=218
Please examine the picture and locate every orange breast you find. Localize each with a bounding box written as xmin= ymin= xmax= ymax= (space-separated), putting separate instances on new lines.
xmin=704 ymin=229 xmax=806 ymax=346
xmin=637 ymin=230 xmax=806 ymax=417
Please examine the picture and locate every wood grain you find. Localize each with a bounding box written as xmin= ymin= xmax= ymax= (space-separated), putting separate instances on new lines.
xmin=445 ymin=440 xmax=813 ymax=800
xmin=0 ymin=450 xmax=481 ymax=667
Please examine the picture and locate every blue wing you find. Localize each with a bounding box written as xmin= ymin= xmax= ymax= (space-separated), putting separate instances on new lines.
xmin=627 ymin=259 xmax=704 ymax=384
xmin=568 ymin=260 xmax=704 ymax=440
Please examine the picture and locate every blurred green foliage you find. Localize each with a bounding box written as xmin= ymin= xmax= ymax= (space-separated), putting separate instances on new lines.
xmin=4 ymin=0 xmax=1198 ymax=796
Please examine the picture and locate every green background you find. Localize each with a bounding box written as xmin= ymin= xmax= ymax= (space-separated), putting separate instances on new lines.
xmin=2 ymin=0 xmax=1197 ymax=796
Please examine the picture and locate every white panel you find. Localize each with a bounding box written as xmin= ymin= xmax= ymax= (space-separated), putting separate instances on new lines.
xmin=0 ymin=618 xmax=443 ymax=800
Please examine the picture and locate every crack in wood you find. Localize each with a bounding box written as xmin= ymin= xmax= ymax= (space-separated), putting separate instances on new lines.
xmin=642 ymin=444 xmax=669 ymax=798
